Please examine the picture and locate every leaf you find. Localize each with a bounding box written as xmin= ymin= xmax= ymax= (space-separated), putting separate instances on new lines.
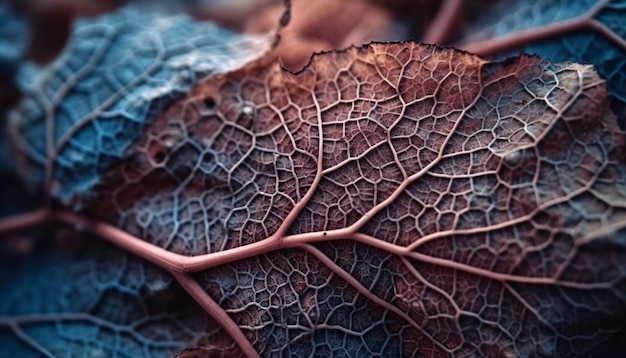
xmin=3 ymin=2 xmax=626 ymax=357
xmin=458 ymin=0 xmax=626 ymax=128
xmin=76 ymin=42 xmax=626 ymax=356
xmin=261 ymin=0 xmax=397 ymax=70
xmin=8 ymin=5 xmax=275 ymax=201
xmin=0 ymin=3 xmax=26 ymax=113
xmin=4 ymin=0 xmax=243 ymax=64
xmin=0 ymin=238 xmax=238 ymax=357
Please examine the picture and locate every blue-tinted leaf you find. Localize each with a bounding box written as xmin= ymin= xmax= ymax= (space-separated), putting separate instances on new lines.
xmin=0 ymin=3 xmax=27 ymax=73
xmin=9 ymin=5 xmax=274 ymax=201
xmin=0 ymin=2 xmax=25 ymax=163
xmin=0 ymin=240 xmax=235 ymax=357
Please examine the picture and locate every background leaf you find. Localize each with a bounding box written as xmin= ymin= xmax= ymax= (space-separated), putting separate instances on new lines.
xmin=0 ymin=3 xmax=280 ymax=357
xmin=459 ymin=0 xmax=626 ymax=128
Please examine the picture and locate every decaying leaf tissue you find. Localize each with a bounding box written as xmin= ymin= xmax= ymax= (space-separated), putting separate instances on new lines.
xmin=1 ymin=0 xmax=626 ymax=357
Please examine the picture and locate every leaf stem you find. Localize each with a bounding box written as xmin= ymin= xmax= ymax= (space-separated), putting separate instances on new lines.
xmin=182 ymin=235 xmax=284 ymax=273
xmin=54 ymin=211 xmax=186 ymax=274
xmin=173 ymin=273 xmax=260 ymax=358
xmin=422 ymin=0 xmax=464 ymax=45
xmin=6 ymin=321 xmax=55 ymax=358
xmin=461 ymin=17 xmax=587 ymax=56
xmin=52 ymin=211 xmax=260 ymax=356
xmin=0 ymin=208 xmax=52 ymax=236
xmin=461 ymin=0 xmax=626 ymax=57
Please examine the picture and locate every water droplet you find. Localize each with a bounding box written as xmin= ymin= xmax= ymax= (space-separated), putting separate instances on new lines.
xmin=163 ymin=138 xmax=176 ymax=148
xmin=503 ymin=150 xmax=522 ymax=165
xmin=242 ymin=104 xmax=254 ymax=115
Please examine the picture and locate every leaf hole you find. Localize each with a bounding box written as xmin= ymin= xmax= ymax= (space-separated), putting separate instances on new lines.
xmin=154 ymin=151 xmax=166 ymax=163
xmin=203 ymin=97 xmax=216 ymax=110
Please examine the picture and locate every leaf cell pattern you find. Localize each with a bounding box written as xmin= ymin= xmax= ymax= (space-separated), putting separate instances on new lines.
xmin=82 ymin=43 xmax=626 ymax=356
xmin=1 ymin=4 xmax=281 ymax=357
xmin=9 ymin=6 xmax=273 ymax=201
xmin=0 ymin=241 xmax=235 ymax=357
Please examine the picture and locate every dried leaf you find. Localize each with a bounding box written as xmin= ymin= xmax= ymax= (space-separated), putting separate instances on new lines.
xmin=3 ymin=2 xmax=626 ymax=356
xmin=81 ymin=42 xmax=626 ymax=356
xmin=0 ymin=240 xmax=237 ymax=357
xmin=0 ymin=4 xmax=281 ymax=356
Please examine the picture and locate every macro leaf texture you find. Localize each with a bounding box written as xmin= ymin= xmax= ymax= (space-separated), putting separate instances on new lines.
xmin=1 ymin=3 xmax=275 ymax=357
xmin=0 ymin=4 xmax=26 ymax=71
xmin=2 ymin=1 xmax=626 ymax=358
xmin=460 ymin=0 xmax=626 ymax=128
xmin=9 ymin=5 xmax=274 ymax=201
xmin=0 ymin=241 xmax=237 ymax=357
xmin=85 ymin=42 xmax=626 ymax=356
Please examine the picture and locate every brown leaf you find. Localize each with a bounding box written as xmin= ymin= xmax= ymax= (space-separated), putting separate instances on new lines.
xmin=83 ymin=42 xmax=626 ymax=356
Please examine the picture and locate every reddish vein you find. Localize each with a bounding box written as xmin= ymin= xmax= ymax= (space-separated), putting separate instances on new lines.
xmin=422 ymin=0 xmax=465 ymax=45
xmin=173 ymin=273 xmax=260 ymax=358
xmin=461 ymin=0 xmax=626 ymax=57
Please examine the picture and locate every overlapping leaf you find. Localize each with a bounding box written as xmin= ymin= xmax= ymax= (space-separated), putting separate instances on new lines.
xmin=0 ymin=240 xmax=236 ymax=357
xmin=80 ymin=42 xmax=626 ymax=356
xmin=8 ymin=5 xmax=274 ymax=201
xmin=0 ymin=3 xmax=26 ymax=186
xmin=0 ymin=3 xmax=26 ymax=74
xmin=460 ymin=0 xmax=626 ymax=128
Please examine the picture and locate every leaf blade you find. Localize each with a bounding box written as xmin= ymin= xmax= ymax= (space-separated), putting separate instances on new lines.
xmin=82 ymin=42 xmax=626 ymax=356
